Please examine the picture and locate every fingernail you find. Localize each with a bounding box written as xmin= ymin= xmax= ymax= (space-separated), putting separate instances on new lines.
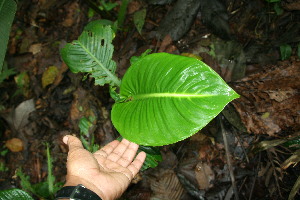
xmin=63 ymin=136 xmax=69 ymax=144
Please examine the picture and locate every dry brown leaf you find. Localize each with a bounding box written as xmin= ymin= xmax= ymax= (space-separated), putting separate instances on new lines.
xmin=150 ymin=169 xmax=184 ymax=200
xmin=62 ymin=2 xmax=79 ymax=27
xmin=283 ymin=1 xmax=300 ymax=11
xmin=28 ymin=43 xmax=42 ymax=55
xmin=158 ymin=34 xmax=173 ymax=52
xmin=69 ymin=88 xmax=101 ymax=130
xmin=195 ymin=162 xmax=215 ymax=190
xmin=5 ymin=138 xmax=24 ymax=152
xmin=232 ymin=61 xmax=300 ymax=136
xmin=128 ymin=0 xmax=142 ymax=14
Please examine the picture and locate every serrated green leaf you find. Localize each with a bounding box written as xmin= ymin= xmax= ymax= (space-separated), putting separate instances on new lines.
xmin=79 ymin=117 xmax=94 ymax=136
xmin=117 ymin=0 xmax=130 ymax=29
xmin=138 ymin=146 xmax=162 ymax=170
xmin=0 ymin=189 xmax=34 ymax=200
xmin=16 ymin=168 xmax=35 ymax=195
xmin=133 ymin=9 xmax=146 ymax=34
xmin=31 ymin=182 xmax=50 ymax=198
xmin=280 ymin=44 xmax=292 ymax=60
xmin=110 ymin=86 xmax=126 ymax=102
xmin=0 ymin=0 xmax=17 ymax=67
xmin=84 ymin=19 xmax=117 ymax=33
xmin=0 ymin=62 xmax=15 ymax=83
xmin=111 ymin=53 xmax=239 ymax=146
xmin=116 ymin=136 xmax=162 ymax=170
xmin=283 ymin=136 xmax=300 ymax=149
xmin=130 ymin=49 xmax=152 ymax=65
xmin=61 ymin=25 xmax=120 ymax=87
xmin=46 ymin=143 xmax=54 ymax=197
xmin=274 ymin=3 xmax=283 ymax=15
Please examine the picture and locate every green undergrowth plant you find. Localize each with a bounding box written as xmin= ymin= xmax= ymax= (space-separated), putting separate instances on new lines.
xmin=61 ymin=20 xmax=239 ymax=168
xmin=86 ymin=0 xmax=145 ymax=34
xmin=117 ymin=136 xmax=162 ymax=170
xmin=86 ymin=0 xmax=130 ymax=32
xmin=78 ymin=116 xmax=100 ymax=152
xmin=265 ymin=0 xmax=283 ymax=15
xmin=0 ymin=146 xmax=8 ymax=172
xmin=0 ymin=143 xmax=63 ymax=199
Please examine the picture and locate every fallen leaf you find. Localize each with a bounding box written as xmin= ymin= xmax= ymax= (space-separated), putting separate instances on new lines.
xmin=195 ymin=162 xmax=215 ymax=190
xmin=232 ymin=61 xmax=300 ymax=136
xmin=128 ymin=0 xmax=142 ymax=14
xmin=158 ymin=34 xmax=172 ymax=52
xmin=181 ymin=52 xmax=202 ymax=60
xmin=133 ymin=9 xmax=146 ymax=34
xmin=62 ymin=2 xmax=79 ymax=27
xmin=28 ymin=43 xmax=42 ymax=55
xmin=2 ymin=99 xmax=36 ymax=131
xmin=42 ymin=66 xmax=59 ymax=88
xmin=5 ymin=138 xmax=24 ymax=152
xmin=150 ymin=169 xmax=184 ymax=200
xmin=282 ymin=1 xmax=300 ymax=11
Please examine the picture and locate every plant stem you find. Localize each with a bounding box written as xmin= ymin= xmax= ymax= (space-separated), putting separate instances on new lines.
xmin=117 ymin=0 xmax=130 ymax=29
xmin=219 ymin=116 xmax=239 ymax=200
xmin=46 ymin=143 xmax=54 ymax=197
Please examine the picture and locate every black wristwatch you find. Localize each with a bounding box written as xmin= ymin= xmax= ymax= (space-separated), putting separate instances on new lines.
xmin=55 ymin=184 xmax=102 ymax=200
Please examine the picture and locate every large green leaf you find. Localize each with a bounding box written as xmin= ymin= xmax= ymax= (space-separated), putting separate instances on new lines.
xmin=0 ymin=189 xmax=34 ymax=200
xmin=0 ymin=0 xmax=17 ymax=68
xmin=61 ymin=25 xmax=120 ymax=86
xmin=111 ymin=53 xmax=239 ymax=146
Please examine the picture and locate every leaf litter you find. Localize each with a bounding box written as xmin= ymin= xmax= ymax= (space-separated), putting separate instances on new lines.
xmin=1 ymin=0 xmax=300 ymax=199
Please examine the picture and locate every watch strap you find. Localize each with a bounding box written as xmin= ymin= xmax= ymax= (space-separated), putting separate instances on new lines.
xmin=55 ymin=184 xmax=102 ymax=200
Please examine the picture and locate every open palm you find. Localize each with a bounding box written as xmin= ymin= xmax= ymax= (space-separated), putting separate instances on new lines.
xmin=63 ymin=135 xmax=146 ymax=200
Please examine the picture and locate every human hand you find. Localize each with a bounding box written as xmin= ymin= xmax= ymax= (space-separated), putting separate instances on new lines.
xmin=62 ymin=135 xmax=146 ymax=200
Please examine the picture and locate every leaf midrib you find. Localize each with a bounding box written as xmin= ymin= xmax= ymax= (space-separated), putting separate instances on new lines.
xmin=132 ymin=93 xmax=214 ymax=100
xmin=77 ymin=39 xmax=121 ymax=87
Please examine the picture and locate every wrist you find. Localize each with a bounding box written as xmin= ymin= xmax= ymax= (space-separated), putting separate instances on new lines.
xmin=55 ymin=184 xmax=102 ymax=200
xmin=64 ymin=175 xmax=106 ymax=200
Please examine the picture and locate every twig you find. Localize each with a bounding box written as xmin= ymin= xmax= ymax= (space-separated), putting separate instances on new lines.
xmin=267 ymin=149 xmax=283 ymax=198
xmin=249 ymin=152 xmax=261 ymax=200
xmin=219 ymin=116 xmax=239 ymax=200
xmin=233 ymin=131 xmax=250 ymax=163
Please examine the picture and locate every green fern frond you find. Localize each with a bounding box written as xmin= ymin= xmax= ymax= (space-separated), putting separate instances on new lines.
xmin=61 ymin=25 xmax=120 ymax=87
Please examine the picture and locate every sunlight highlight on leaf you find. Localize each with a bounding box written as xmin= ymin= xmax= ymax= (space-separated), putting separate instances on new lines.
xmin=112 ymin=53 xmax=239 ymax=146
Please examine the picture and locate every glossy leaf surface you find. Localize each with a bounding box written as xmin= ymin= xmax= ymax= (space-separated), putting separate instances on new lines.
xmin=112 ymin=53 xmax=239 ymax=146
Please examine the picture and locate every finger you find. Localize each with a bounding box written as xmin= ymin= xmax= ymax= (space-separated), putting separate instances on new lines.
xmin=64 ymin=135 xmax=84 ymax=151
xmin=106 ymin=139 xmax=130 ymax=162
xmin=127 ymin=151 xmax=146 ymax=177
xmin=94 ymin=140 xmax=120 ymax=158
xmin=117 ymin=142 xmax=139 ymax=167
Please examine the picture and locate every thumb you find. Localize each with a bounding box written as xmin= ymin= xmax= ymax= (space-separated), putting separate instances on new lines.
xmin=63 ymin=135 xmax=84 ymax=151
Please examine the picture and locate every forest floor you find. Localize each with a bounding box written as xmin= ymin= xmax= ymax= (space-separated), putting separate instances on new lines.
xmin=1 ymin=0 xmax=300 ymax=199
